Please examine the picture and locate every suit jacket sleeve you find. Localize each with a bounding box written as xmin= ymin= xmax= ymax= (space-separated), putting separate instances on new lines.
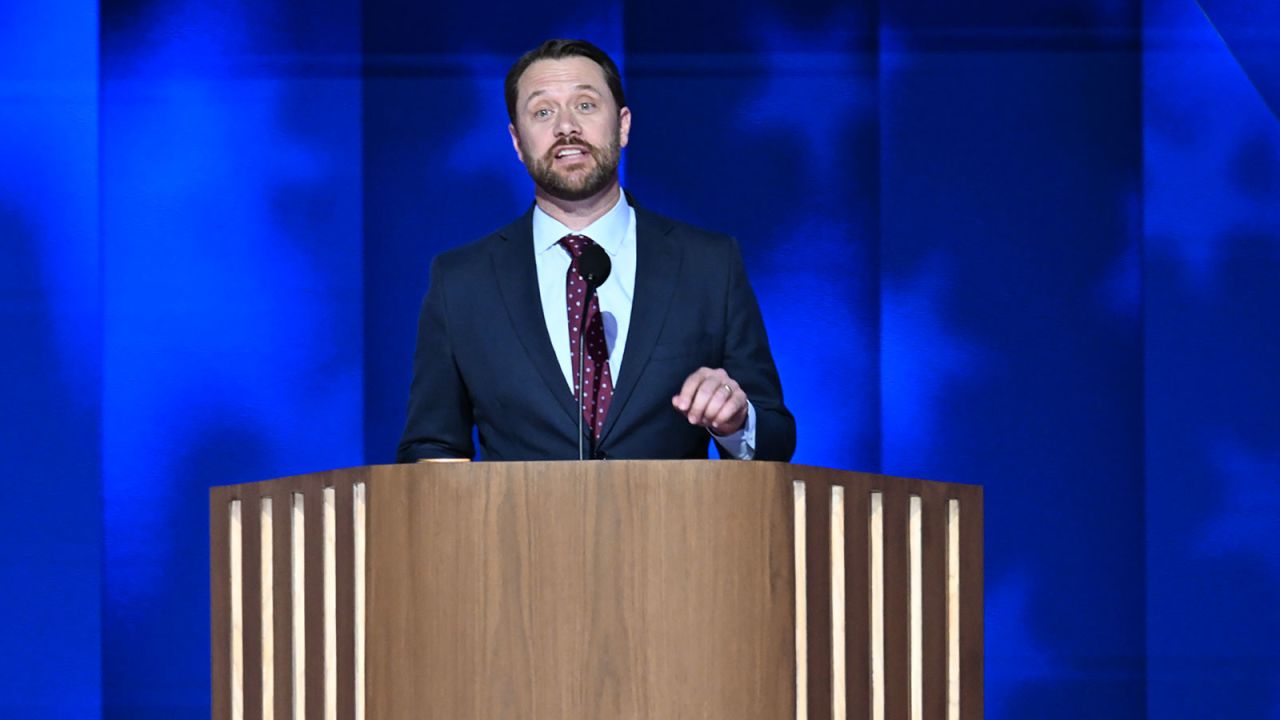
xmin=397 ymin=256 xmax=476 ymax=461
xmin=718 ymin=238 xmax=796 ymax=462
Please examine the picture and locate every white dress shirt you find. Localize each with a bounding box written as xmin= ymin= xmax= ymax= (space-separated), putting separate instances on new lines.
xmin=532 ymin=189 xmax=756 ymax=458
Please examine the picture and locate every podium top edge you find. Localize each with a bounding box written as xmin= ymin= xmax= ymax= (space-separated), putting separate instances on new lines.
xmin=208 ymin=460 xmax=980 ymax=496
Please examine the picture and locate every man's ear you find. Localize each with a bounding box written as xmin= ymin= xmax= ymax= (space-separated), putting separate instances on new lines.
xmin=618 ymin=107 xmax=631 ymax=148
xmin=508 ymin=123 xmax=522 ymax=160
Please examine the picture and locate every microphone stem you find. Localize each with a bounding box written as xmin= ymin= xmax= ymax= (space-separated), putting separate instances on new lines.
xmin=578 ymin=304 xmax=586 ymax=460
xmin=578 ymin=285 xmax=598 ymax=460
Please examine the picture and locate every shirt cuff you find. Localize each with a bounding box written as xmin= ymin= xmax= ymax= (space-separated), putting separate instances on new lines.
xmin=710 ymin=401 xmax=757 ymax=460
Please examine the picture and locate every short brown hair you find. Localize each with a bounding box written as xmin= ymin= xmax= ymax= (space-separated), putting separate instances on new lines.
xmin=505 ymin=39 xmax=627 ymax=122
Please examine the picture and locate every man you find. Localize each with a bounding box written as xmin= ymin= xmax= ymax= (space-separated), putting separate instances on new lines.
xmin=397 ymin=39 xmax=795 ymax=462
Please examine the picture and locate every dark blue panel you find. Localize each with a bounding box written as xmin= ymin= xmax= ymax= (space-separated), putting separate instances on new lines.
xmin=626 ymin=0 xmax=877 ymax=53
xmin=1144 ymin=0 xmax=1280 ymax=716
xmin=0 ymin=3 xmax=103 ymax=717
xmin=625 ymin=0 xmax=882 ymax=471
xmin=883 ymin=0 xmax=1139 ymax=50
xmin=364 ymin=0 xmax=622 ymax=55
xmin=362 ymin=72 xmax=530 ymax=461
xmin=881 ymin=36 xmax=1145 ymax=720
xmin=100 ymin=0 xmax=364 ymax=715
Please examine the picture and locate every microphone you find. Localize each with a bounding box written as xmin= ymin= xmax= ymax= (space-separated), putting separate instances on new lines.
xmin=578 ymin=243 xmax=611 ymax=290
xmin=574 ymin=244 xmax=612 ymax=460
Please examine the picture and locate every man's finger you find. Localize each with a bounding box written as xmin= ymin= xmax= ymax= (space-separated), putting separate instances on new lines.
xmin=699 ymin=377 xmax=740 ymax=425
xmin=672 ymin=367 xmax=712 ymax=412
xmin=686 ymin=376 xmax=723 ymax=425
xmin=699 ymin=382 xmax=730 ymax=425
xmin=709 ymin=389 xmax=746 ymax=434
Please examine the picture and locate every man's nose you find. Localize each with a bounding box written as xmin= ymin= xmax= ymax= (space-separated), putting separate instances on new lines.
xmin=554 ymin=110 xmax=581 ymax=137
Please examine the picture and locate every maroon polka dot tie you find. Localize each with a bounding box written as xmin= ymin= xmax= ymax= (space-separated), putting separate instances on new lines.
xmin=559 ymin=234 xmax=614 ymax=440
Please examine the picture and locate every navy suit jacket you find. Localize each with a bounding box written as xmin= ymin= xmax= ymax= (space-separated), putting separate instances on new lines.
xmin=396 ymin=197 xmax=795 ymax=462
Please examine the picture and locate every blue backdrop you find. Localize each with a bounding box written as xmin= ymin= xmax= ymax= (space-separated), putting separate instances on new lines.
xmin=2 ymin=0 xmax=1277 ymax=716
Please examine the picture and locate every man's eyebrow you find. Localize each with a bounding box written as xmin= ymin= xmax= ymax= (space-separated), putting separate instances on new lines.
xmin=523 ymin=84 xmax=603 ymax=105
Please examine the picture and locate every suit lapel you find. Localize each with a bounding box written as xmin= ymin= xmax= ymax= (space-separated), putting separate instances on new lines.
xmin=491 ymin=209 xmax=582 ymax=430
xmin=598 ymin=206 xmax=681 ymax=445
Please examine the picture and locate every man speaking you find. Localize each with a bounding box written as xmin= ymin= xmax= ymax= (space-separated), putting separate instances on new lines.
xmin=397 ymin=39 xmax=795 ymax=462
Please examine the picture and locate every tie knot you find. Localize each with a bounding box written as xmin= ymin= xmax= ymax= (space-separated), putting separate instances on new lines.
xmin=558 ymin=233 xmax=596 ymax=258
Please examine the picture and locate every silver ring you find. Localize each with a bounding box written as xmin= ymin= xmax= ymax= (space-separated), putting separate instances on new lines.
xmin=721 ymin=383 xmax=733 ymax=397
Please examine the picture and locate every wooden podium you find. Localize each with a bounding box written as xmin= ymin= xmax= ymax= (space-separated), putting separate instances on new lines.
xmin=211 ymin=461 xmax=982 ymax=719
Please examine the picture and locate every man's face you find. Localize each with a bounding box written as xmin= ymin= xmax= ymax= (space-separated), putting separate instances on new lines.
xmin=509 ymin=56 xmax=631 ymax=202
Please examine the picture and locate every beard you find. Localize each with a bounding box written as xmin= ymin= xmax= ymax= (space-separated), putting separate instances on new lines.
xmin=520 ymin=132 xmax=621 ymax=202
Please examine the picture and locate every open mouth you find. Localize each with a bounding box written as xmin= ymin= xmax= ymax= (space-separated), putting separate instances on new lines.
xmin=553 ymin=146 xmax=590 ymax=161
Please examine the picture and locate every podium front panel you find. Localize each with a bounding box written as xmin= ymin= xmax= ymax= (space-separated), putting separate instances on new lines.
xmin=212 ymin=461 xmax=982 ymax=719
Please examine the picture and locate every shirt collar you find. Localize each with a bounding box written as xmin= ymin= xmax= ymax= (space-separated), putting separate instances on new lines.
xmin=532 ymin=187 xmax=629 ymax=257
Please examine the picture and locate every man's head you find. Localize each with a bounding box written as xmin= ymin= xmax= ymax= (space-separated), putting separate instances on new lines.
xmin=506 ymin=39 xmax=631 ymax=203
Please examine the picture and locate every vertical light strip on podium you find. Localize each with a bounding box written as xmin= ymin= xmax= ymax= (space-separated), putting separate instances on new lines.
xmin=260 ymin=497 xmax=275 ymax=720
xmin=323 ymin=487 xmax=337 ymax=720
xmin=947 ymin=499 xmax=961 ymax=720
xmin=869 ymin=491 xmax=884 ymax=720
xmin=291 ymin=493 xmax=306 ymax=720
xmin=229 ymin=500 xmax=244 ymax=720
xmin=793 ymin=481 xmax=808 ymax=720
xmin=830 ymin=486 xmax=847 ymax=720
xmin=354 ymin=482 xmax=367 ymax=720
xmin=908 ymin=495 xmax=923 ymax=720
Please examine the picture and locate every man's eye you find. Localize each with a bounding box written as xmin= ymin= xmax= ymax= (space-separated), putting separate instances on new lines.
xmin=578 ymin=102 xmax=596 ymax=111
xmin=534 ymin=108 xmax=552 ymax=119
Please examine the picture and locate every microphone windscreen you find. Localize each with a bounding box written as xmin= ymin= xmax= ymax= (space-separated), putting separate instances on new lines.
xmin=578 ymin=244 xmax=612 ymax=289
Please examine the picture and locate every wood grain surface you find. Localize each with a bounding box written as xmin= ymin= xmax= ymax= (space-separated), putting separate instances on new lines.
xmin=365 ymin=461 xmax=796 ymax=720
